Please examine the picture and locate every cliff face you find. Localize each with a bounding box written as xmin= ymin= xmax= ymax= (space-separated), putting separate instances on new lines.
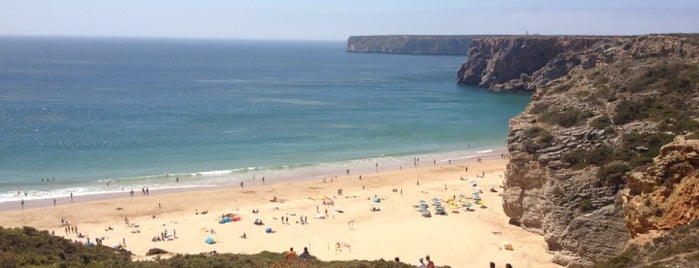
xmin=346 ymin=35 xmax=482 ymax=55
xmin=624 ymin=138 xmax=699 ymax=235
xmin=456 ymin=36 xmax=614 ymax=92
xmin=490 ymin=35 xmax=699 ymax=267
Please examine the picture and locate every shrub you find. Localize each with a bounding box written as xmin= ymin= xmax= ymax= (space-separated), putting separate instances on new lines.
xmin=597 ymin=162 xmax=630 ymax=190
xmin=522 ymin=126 xmax=554 ymax=154
xmin=562 ymin=146 xmax=614 ymax=169
xmin=530 ymin=102 xmax=550 ymax=114
xmin=147 ymin=248 xmax=169 ymax=256
xmin=590 ymin=116 xmax=612 ymax=130
xmin=540 ymin=108 xmax=593 ymax=128
xmin=615 ymin=132 xmax=675 ymax=169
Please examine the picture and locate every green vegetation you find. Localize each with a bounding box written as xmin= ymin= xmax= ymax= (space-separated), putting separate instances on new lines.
xmin=553 ymin=81 xmax=574 ymax=93
xmin=562 ymin=146 xmax=615 ymax=170
xmin=522 ymin=126 xmax=554 ymax=155
xmin=614 ymin=133 xmax=674 ymax=169
xmin=596 ymin=162 xmax=630 ymax=191
xmin=587 ymin=220 xmax=699 ymax=268
xmin=0 ymin=226 xmax=435 ymax=268
xmin=539 ymin=108 xmax=593 ymax=128
xmin=613 ymin=63 xmax=699 ymax=134
xmin=530 ymin=102 xmax=550 ymax=114
xmin=625 ymin=63 xmax=698 ymax=94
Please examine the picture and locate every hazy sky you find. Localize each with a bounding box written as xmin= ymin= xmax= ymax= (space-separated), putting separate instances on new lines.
xmin=1 ymin=0 xmax=697 ymax=40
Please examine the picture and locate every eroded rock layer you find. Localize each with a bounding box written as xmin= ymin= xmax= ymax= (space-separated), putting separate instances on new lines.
xmin=463 ymin=34 xmax=699 ymax=267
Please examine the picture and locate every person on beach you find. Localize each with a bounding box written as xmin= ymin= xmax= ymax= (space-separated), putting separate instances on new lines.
xmin=506 ymin=264 xmax=513 ymax=268
xmin=20 ymin=199 xmax=24 ymax=208
xmin=425 ymin=255 xmax=434 ymax=268
xmin=490 ymin=262 xmax=496 ymax=268
xmin=285 ymin=247 xmax=297 ymax=261
xmin=299 ymin=247 xmax=310 ymax=261
xmin=416 ymin=257 xmax=426 ymax=268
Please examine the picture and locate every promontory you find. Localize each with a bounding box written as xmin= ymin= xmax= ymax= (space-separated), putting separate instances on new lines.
xmin=460 ymin=34 xmax=699 ymax=267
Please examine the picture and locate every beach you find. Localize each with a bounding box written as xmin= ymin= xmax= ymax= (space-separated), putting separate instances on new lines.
xmin=0 ymin=156 xmax=558 ymax=268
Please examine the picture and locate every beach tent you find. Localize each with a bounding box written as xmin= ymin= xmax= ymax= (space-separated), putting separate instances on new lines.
xmin=265 ymin=227 xmax=273 ymax=233
xmin=373 ymin=196 xmax=381 ymax=203
xmin=205 ymin=236 xmax=215 ymax=244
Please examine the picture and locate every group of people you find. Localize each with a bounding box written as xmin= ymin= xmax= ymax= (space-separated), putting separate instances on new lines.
xmin=285 ymin=247 xmax=311 ymax=262
xmin=415 ymin=255 xmax=435 ymax=268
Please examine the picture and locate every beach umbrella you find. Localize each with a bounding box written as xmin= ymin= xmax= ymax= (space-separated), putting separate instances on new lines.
xmin=265 ymin=227 xmax=273 ymax=233
xmin=465 ymin=203 xmax=473 ymax=207
xmin=205 ymin=236 xmax=215 ymax=244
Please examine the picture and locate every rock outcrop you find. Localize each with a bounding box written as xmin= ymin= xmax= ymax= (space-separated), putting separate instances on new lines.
xmin=624 ymin=138 xmax=699 ymax=235
xmin=346 ymin=35 xmax=490 ymax=55
xmin=456 ymin=36 xmax=614 ymax=92
xmin=476 ymin=34 xmax=699 ymax=267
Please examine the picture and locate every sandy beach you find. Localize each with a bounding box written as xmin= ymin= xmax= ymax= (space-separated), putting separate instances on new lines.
xmin=0 ymin=157 xmax=559 ymax=268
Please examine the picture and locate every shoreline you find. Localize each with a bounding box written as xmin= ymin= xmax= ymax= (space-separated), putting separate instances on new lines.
xmin=0 ymin=148 xmax=508 ymax=212
xmin=0 ymin=152 xmax=560 ymax=268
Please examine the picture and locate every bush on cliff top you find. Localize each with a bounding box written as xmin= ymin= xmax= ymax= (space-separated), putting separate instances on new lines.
xmin=0 ymin=226 xmax=434 ymax=268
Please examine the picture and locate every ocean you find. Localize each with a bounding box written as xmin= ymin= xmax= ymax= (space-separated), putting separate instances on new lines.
xmin=0 ymin=36 xmax=530 ymax=204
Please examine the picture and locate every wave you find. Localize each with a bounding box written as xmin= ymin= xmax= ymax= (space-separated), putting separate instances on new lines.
xmin=0 ymin=147 xmax=504 ymax=205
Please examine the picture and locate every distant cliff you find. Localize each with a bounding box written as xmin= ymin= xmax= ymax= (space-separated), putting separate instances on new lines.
xmin=483 ymin=34 xmax=699 ymax=267
xmin=347 ymin=35 xmax=489 ymax=55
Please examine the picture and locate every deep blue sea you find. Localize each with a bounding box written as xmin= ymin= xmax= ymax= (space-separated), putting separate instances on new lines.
xmin=0 ymin=36 xmax=530 ymax=204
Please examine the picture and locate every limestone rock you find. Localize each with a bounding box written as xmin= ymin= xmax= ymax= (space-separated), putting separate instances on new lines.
xmin=483 ymin=34 xmax=699 ymax=267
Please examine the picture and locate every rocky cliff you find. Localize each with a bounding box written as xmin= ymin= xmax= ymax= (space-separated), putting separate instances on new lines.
xmin=347 ymin=35 xmax=490 ymax=55
xmin=473 ymin=34 xmax=699 ymax=267
xmin=456 ymin=36 xmax=623 ymax=92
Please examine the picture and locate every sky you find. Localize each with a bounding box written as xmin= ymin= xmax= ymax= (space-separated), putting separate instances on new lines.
xmin=1 ymin=0 xmax=698 ymax=41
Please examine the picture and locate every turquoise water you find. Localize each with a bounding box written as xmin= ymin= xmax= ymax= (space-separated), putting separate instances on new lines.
xmin=0 ymin=36 xmax=530 ymax=203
